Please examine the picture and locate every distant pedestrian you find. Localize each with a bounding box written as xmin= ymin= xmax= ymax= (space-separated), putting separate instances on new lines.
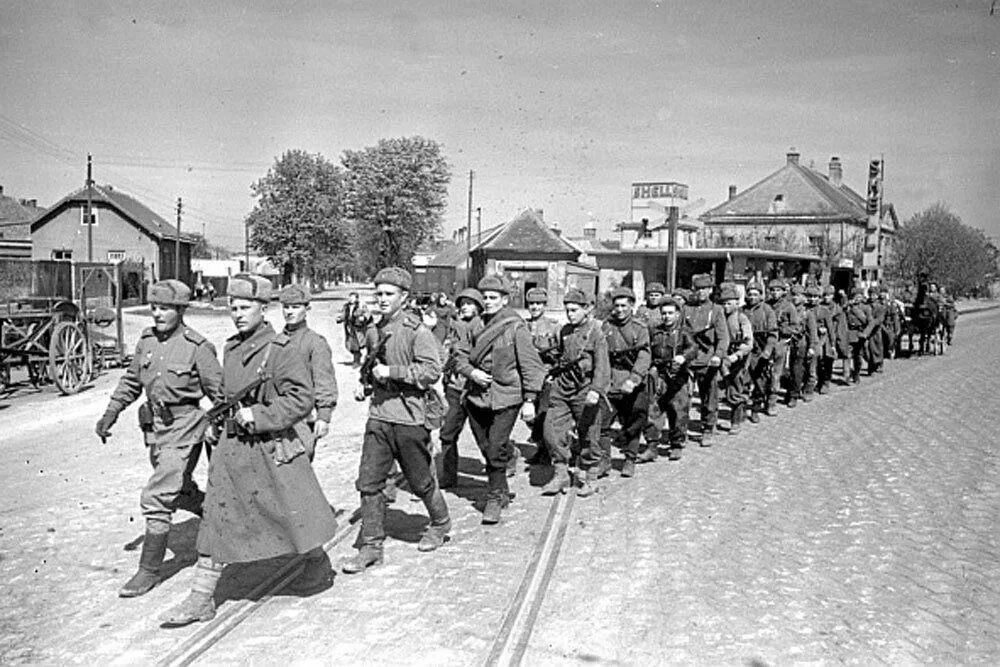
xmin=338 ymin=292 xmax=370 ymax=366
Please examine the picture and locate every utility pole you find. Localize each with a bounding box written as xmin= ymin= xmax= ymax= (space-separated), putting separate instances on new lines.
xmin=665 ymin=207 xmax=679 ymax=291
xmin=175 ymin=197 xmax=182 ymax=281
xmin=476 ymin=206 xmax=482 ymax=241
xmin=244 ymin=219 xmax=250 ymax=272
xmin=86 ymin=154 xmax=94 ymax=263
xmin=466 ymin=170 xmax=474 ymax=285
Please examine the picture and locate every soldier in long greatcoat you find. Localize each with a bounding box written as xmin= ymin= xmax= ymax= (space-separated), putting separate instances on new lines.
xmin=160 ymin=274 xmax=338 ymax=627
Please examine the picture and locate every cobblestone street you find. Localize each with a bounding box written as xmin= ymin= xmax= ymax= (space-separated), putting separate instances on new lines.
xmin=1 ymin=303 xmax=998 ymax=665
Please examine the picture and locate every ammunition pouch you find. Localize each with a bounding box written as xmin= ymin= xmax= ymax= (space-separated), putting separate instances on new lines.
xmin=138 ymin=403 xmax=155 ymax=433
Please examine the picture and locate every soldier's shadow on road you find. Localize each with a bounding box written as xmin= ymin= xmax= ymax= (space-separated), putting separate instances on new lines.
xmin=385 ymin=507 xmax=436 ymax=544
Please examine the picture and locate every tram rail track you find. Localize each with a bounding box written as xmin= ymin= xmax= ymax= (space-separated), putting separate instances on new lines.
xmin=155 ymin=479 xmax=579 ymax=667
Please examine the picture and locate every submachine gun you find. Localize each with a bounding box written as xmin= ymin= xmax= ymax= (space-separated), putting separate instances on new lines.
xmin=357 ymin=332 xmax=393 ymax=399
xmin=204 ymin=374 xmax=269 ymax=438
xmin=608 ymin=344 xmax=645 ymax=371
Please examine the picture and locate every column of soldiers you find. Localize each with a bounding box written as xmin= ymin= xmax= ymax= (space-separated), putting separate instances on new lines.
xmin=96 ymin=267 xmax=935 ymax=628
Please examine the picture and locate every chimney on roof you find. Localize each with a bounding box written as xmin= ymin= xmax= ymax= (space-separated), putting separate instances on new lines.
xmin=583 ymin=223 xmax=597 ymax=239
xmin=828 ymin=156 xmax=843 ymax=187
xmin=0 ymin=185 xmax=4 ymax=196
xmin=534 ymin=208 xmax=544 ymax=221
xmin=728 ymin=185 xmax=737 ymax=200
xmin=786 ymin=149 xmax=800 ymax=165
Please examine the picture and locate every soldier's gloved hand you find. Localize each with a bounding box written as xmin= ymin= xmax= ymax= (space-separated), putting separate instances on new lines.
xmin=520 ymin=401 xmax=536 ymax=424
xmin=313 ymin=420 xmax=330 ymax=439
xmin=621 ymin=379 xmax=637 ymax=394
xmin=727 ymin=353 xmax=739 ymax=364
xmin=95 ymin=409 xmax=118 ymax=441
xmin=585 ymin=390 xmax=600 ymax=406
xmin=709 ymin=355 xmax=722 ymax=367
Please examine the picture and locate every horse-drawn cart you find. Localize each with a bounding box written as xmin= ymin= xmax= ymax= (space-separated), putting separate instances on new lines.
xmin=0 ymin=259 xmax=128 ymax=395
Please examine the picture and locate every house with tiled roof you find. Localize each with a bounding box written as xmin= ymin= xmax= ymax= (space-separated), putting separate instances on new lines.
xmin=31 ymin=183 xmax=196 ymax=285
xmin=0 ymin=185 xmax=44 ymax=259
xmin=700 ymin=150 xmax=897 ymax=281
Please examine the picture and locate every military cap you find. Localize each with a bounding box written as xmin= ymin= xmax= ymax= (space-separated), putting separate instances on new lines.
xmin=645 ymin=282 xmax=666 ymax=294
xmin=672 ymin=287 xmax=691 ymax=302
xmin=148 ymin=279 xmax=191 ymax=306
xmin=658 ymin=295 xmax=680 ymax=309
xmin=718 ymin=284 xmax=739 ymax=302
xmin=477 ymin=273 xmax=512 ymax=295
xmin=691 ymin=273 xmax=714 ymax=289
xmin=805 ymin=285 xmax=822 ymax=297
xmin=745 ymin=281 xmax=765 ymax=294
xmin=278 ymin=284 xmax=311 ymax=305
xmin=525 ymin=287 xmax=548 ymax=303
xmin=563 ymin=288 xmax=589 ymax=305
xmin=822 ymin=284 xmax=836 ymax=295
xmin=455 ymin=287 xmax=484 ymax=309
xmin=373 ymin=266 xmax=412 ymax=291
xmin=609 ymin=286 xmax=636 ymax=302
xmin=767 ymin=278 xmax=787 ymax=290
xmin=790 ymin=283 xmax=804 ymax=295
xmin=229 ymin=274 xmax=273 ymax=302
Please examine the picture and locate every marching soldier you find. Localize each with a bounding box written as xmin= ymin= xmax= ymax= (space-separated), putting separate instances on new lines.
xmin=867 ymin=289 xmax=888 ymax=374
xmin=598 ymin=287 xmax=651 ymax=478
xmin=95 ymin=279 xmax=224 ymax=599
xmin=641 ymin=297 xmax=697 ymax=461
xmin=338 ymin=292 xmax=371 ymax=367
xmin=880 ymin=287 xmax=903 ymax=359
xmin=437 ymin=288 xmax=484 ymax=489
xmin=671 ymin=287 xmax=694 ymax=327
xmin=686 ymin=273 xmax=728 ymax=444
xmin=636 ymin=281 xmax=666 ymax=327
xmin=829 ymin=287 xmax=852 ymax=382
xmin=453 ymin=275 xmax=545 ymax=524
xmin=718 ymin=284 xmax=752 ymax=435
xmin=524 ymin=287 xmax=561 ymax=466
xmin=343 ymin=267 xmax=449 ymax=574
xmin=279 ymin=284 xmax=338 ymax=460
xmin=767 ymin=278 xmax=800 ymax=414
xmin=786 ymin=284 xmax=808 ymax=407
xmin=742 ymin=281 xmax=777 ymax=423
xmin=811 ymin=285 xmax=837 ymax=395
xmin=541 ymin=288 xmax=610 ymax=497
xmin=939 ymin=286 xmax=958 ymax=346
xmin=160 ymin=274 xmax=338 ymax=626
xmin=845 ymin=290 xmax=875 ymax=384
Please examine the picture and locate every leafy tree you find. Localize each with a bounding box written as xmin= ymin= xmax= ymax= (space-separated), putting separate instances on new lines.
xmin=885 ymin=203 xmax=997 ymax=296
xmin=246 ymin=150 xmax=350 ymax=286
xmin=341 ymin=136 xmax=451 ymax=274
xmin=190 ymin=233 xmax=231 ymax=260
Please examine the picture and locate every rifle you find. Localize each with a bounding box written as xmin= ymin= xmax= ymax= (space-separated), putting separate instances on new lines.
xmin=357 ymin=331 xmax=392 ymax=398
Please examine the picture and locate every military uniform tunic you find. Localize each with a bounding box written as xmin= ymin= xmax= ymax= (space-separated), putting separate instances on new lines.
xmin=599 ymin=315 xmax=651 ymax=460
xmin=686 ymin=298 xmax=729 ymax=430
xmin=108 ymin=325 xmax=224 ymax=525
xmin=644 ymin=319 xmax=697 ymax=450
xmin=743 ymin=301 xmax=777 ymax=412
xmin=526 ymin=314 xmax=561 ymax=443
xmin=769 ymin=296 xmax=801 ymax=403
xmin=196 ymin=322 xmax=337 ymax=563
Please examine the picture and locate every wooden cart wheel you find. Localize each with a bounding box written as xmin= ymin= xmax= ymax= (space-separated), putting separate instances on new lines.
xmin=49 ymin=321 xmax=92 ymax=395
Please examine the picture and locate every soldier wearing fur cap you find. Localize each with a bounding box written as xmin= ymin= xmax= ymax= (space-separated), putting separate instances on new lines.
xmin=766 ymin=278 xmax=801 ymax=414
xmin=524 ymin=287 xmax=560 ymax=465
xmin=278 ymin=284 xmax=338 ymax=458
xmin=453 ymin=274 xmax=545 ymax=523
xmin=686 ymin=273 xmax=729 ymax=444
xmin=161 ymin=274 xmax=338 ymax=626
xmin=718 ymin=283 xmax=753 ymax=435
xmin=641 ymin=296 xmax=697 ymax=461
xmin=342 ymin=266 xmax=449 ymax=572
xmin=845 ymin=289 xmax=875 ymax=384
xmin=596 ymin=286 xmax=650 ymax=478
xmin=437 ymin=288 xmax=484 ymax=489
xmin=866 ymin=288 xmax=888 ymax=374
xmin=635 ymin=281 xmax=666 ymax=327
xmin=541 ymin=287 xmax=610 ymax=496
xmin=741 ymin=281 xmax=777 ymax=423
xmin=96 ymin=279 xmax=224 ymax=599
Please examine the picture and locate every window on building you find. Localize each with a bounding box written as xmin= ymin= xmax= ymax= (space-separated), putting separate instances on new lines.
xmin=80 ymin=206 xmax=98 ymax=226
xmin=107 ymin=250 xmax=125 ymax=263
xmin=52 ymin=249 xmax=73 ymax=261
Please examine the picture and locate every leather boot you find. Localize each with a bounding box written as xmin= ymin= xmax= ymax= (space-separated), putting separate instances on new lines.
xmin=748 ymin=407 xmax=761 ymax=423
xmin=482 ymin=472 xmax=509 ymax=525
xmin=621 ymin=458 xmax=636 ymax=478
xmin=439 ymin=441 xmax=459 ymax=489
xmin=636 ymin=445 xmax=659 ymax=463
xmin=766 ymin=396 xmax=778 ymax=416
xmin=119 ymin=528 xmax=169 ymax=598
xmin=668 ymin=444 xmax=683 ymax=461
xmin=700 ymin=426 xmax=716 ymax=447
xmin=342 ymin=493 xmax=385 ymax=573
xmin=160 ymin=591 xmax=216 ymax=627
xmin=286 ymin=547 xmax=334 ymax=595
xmin=729 ymin=406 xmax=744 ymax=436
xmin=540 ymin=462 xmax=571 ymax=495
xmin=506 ymin=443 xmax=520 ymax=478
xmin=595 ymin=454 xmax=612 ymax=478
xmin=418 ymin=489 xmax=451 ymax=552
xmin=576 ymin=469 xmax=599 ymax=497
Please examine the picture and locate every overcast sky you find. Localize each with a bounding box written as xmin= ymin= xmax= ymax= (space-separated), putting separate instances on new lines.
xmin=1 ymin=0 xmax=997 ymax=250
